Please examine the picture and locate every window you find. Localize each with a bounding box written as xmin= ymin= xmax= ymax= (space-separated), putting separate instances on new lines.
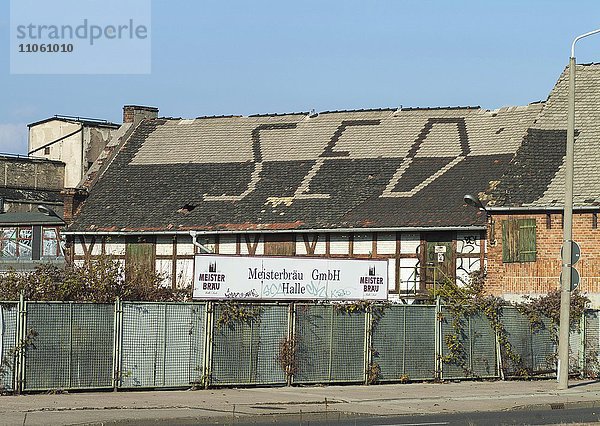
xmin=0 ymin=226 xmax=33 ymax=259
xmin=42 ymin=227 xmax=61 ymax=257
xmin=502 ymin=218 xmax=536 ymax=263
xmin=0 ymin=226 xmax=63 ymax=260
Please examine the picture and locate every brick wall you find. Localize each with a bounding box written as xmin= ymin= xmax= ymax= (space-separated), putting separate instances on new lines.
xmin=486 ymin=212 xmax=600 ymax=296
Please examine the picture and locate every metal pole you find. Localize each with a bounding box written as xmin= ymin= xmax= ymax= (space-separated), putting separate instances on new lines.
xmin=558 ymin=56 xmax=575 ymax=390
xmin=558 ymin=28 xmax=600 ymax=390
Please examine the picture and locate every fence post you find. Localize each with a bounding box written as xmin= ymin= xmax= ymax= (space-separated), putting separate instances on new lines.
xmin=112 ymin=297 xmax=122 ymax=391
xmin=14 ymin=291 xmax=26 ymax=394
xmin=363 ymin=305 xmax=372 ymax=385
xmin=434 ymin=296 xmax=441 ymax=380
xmin=579 ymin=310 xmax=587 ymax=378
xmin=202 ymin=301 xmax=214 ymax=389
xmin=495 ymin=318 xmax=505 ymax=381
xmin=287 ymin=303 xmax=295 ymax=386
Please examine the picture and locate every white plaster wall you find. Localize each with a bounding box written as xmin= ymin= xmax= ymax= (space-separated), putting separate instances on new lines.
xmin=156 ymin=259 xmax=172 ymax=287
xmin=155 ymin=236 xmax=173 ymax=256
xmin=295 ymin=234 xmax=327 ymax=255
xmin=177 ymin=241 xmax=195 ymax=256
xmin=329 ymin=233 xmax=350 ymax=255
xmin=240 ymin=236 xmax=264 ymax=255
xmin=353 ymin=233 xmax=372 ymax=255
xmin=105 ymin=237 xmax=126 ymax=255
xmin=29 ymin=120 xmax=83 ymax=188
xmin=376 ymin=232 xmax=396 ymax=255
xmin=400 ymin=233 xmax=420 ymax=255
xmin=74 ymin=239 xmax=86 ymax=256
xmin=218 ymin=235 xmax=237 ymax=254
xmin=456 ymin=258 xmax=480 ymax=287
xmin=175 ymin=259 xmax=194 ymax=288
xmin=387 ymin=258 xmax=396 ymax=291
xmin=399 ymin=258 xmax=419 ymax=292
xmin=456 ymin=231 xmax=481 ymax=254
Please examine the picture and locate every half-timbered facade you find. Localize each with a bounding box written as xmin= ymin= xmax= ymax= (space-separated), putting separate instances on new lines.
xmin=64 ymin=103 xmax=544 ymax=300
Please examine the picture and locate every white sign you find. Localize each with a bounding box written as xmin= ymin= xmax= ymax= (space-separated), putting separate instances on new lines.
xmin=437 ymin=253 xmax=445 ymax=263
xmin=193 ymin=255 xmax=389 ymax=301
xmin=434 ymin=245 xmax=447 ymax=253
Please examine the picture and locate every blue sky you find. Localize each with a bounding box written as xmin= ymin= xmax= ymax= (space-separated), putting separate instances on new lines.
xmin=1 ymin=0 xmax=600 ymax=154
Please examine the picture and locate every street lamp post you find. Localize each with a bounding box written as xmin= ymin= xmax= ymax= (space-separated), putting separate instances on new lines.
xmin=557 ymin=28 xmax=600 ymax=390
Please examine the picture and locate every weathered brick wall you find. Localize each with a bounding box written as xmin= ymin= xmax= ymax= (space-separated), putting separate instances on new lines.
xmin=487 ymin=212 xmax=600 ymax=296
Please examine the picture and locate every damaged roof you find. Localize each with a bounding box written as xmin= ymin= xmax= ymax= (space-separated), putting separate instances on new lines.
xmin=487 ymin=63 xmax=600 ymax=209
xmin=67 ymin=103 xmax=543 ymax=233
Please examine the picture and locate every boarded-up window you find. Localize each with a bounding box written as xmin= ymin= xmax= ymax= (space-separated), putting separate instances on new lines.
xmin=125 ymin=236 xmax=156 ymax=282
xmin=502 ymin=218 xmax=536 ymax=263
xmin=264 ymin=233 xmax=295 ymax=256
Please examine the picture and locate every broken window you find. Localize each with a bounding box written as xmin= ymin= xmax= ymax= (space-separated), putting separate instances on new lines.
xmin=502 ymin=218 xmax=536 ymax=263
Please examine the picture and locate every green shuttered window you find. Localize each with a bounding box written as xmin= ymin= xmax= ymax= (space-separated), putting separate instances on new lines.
xmin=502 ymin=218 xmax=536 ymax=263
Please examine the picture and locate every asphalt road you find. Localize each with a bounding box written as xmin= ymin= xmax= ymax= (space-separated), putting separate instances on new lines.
xmin=96 ymin=406 xmax=600 ymax=426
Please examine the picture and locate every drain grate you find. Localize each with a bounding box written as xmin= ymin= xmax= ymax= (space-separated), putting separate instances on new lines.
xmin=550 ymin=403 xmax=565 ymax=410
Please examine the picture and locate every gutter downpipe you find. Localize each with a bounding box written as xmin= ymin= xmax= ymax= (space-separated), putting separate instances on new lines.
xmin=189 ymin=231 xmax=214 ymax=254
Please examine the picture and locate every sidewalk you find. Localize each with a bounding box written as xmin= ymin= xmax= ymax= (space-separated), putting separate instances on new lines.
xmin=1 ymin=379 xmax=600 ymax=425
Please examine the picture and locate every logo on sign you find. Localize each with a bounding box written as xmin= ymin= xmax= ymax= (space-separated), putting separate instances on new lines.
xmin=360 ymin=264 xmax=384 ymax=294
xmin=198 ymin=261 xmax=225 ymax=291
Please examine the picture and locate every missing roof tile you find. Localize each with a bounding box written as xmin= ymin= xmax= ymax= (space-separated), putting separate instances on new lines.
xmin=177 ymin=203 xmax=196 ymax=214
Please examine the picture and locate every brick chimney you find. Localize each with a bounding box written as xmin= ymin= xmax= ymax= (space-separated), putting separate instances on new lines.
xmin=61 ymin=188 xmax=88 ymax=223
xmin=123 ymin=105 xmax=159 ymax=126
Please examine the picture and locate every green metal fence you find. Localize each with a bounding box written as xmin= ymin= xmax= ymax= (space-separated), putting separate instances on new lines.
xmin=583 ymin=311 xmax=600 ymax=377
xmin=119 ymin=302 xmax=206 ymax=388
xmin=501 ymin=307 xmax=556 ymax=377
xmin=372 ymin=305 xmax=437 ymax=382
xmin=439 ymin=309 xmax=498 ymax=380
xmin=2 ymin=299 xmax=598 ymax=392
xmin=0 ymin=303 xmax=18 ymax=391
xmin=293 ymin=304 xmax=367 ymax=384
xmin=23 ymin=302 xmax=114 ymax=391
xmin=209 ymin=303 xmax=288 ymax=386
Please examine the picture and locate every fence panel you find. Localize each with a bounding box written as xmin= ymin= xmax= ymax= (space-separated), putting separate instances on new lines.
xmin=372 ymin=305 xmax=436 ymax=382
xmin=501 ymin=307 xmax=555 ymax=377
xmin=0 ymin=303 xmax=18 ymax=391
xmin=23 ymin=303 xmax=114 ymax=391
xmin=584 ymin=310 xmax=600 ymax=377
xmin=439 ymin=308 xmax=498 ymax=380
xmin=120 ymin=302 xmax=205 ymax=388
xmin=210 ymin=303 xmax=288 ymax=386
xmin=293 ymin=304 xmax=366 ymax=384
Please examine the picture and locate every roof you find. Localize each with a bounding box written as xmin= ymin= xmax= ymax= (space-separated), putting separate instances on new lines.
xmin=487 ymin=63 xmax=600 ymax=209
xmin=0 ymin=187 xmax=62 ymax=204
xmin=67 ymin=104 xmax=543 ymax=233
xmin=0 ymin=212 xmax=63 ymax=226
xmin=27 ymin=115 xmax=120 ymax=129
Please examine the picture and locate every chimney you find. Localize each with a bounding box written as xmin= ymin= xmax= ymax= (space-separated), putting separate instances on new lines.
xmin=123 ymin=105 xmax=159 ymax=126
xmin=61 ymin=188 xmax=88 ymax=223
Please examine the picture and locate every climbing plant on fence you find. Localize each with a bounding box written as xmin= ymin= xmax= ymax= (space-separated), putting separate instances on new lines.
xmin=430 ymin=271 xmax=591 ymax=379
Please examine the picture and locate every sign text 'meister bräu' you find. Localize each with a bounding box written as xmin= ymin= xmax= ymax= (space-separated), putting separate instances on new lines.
xmin=193 ymin=255 xmax=389 ymax=301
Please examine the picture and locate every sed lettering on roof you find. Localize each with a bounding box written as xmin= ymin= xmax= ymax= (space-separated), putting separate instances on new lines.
xmin=203 ymin=118 xmax=471 ymax=202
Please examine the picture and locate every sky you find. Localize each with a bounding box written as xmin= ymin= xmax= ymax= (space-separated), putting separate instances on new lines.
xmin=1 ymin=0 xmax=600 ymax=154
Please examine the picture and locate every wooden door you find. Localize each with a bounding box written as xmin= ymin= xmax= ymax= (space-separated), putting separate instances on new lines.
xmin=125 ymin=236 xmax=156 ymax=283
xmin=423 ymin=232 xmax=455 ymax=289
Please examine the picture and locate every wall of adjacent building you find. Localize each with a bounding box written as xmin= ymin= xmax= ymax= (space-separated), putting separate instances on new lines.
xmin=0 ymin=156 xmax=64 ymax=213
xmin=486 ymin=212 xmax=600 ymax=306
xmin=28 ymin=120 xmax=116 ymax=188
